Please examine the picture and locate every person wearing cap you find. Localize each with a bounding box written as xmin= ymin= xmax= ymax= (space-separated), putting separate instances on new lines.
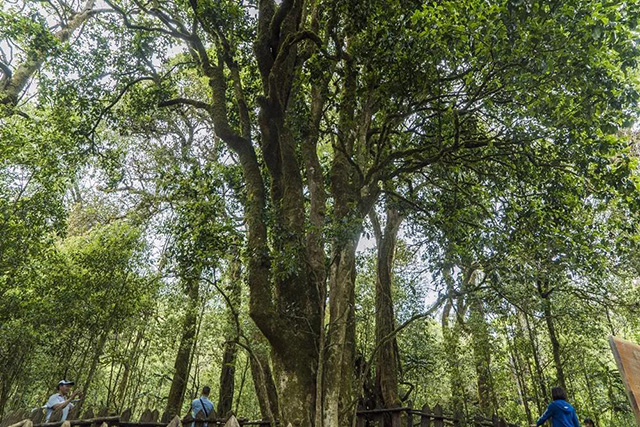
xmin=45 ymin=380 xmax=82 ymax=422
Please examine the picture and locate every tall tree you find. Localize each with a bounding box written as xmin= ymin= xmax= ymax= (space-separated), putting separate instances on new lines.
xmin=3 ymin=0 xmax=640 ymax=425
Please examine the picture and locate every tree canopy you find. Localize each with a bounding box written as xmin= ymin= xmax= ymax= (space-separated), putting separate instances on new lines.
xmin=2 ymin=0 xmax=640 ymax=426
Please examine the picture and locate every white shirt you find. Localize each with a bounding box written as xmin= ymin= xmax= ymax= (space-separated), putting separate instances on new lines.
xmin=45 ymin=393 xmax=73 ymax=422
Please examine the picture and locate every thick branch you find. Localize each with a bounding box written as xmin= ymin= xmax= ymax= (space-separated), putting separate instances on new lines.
xmin=1 ymin=0 xmax=97 ymax=108
xmin=159 ymin=98 xmax=212 ymax=111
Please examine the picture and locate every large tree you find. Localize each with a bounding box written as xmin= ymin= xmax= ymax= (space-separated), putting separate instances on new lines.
xmin=3 ymin=0 xmax=640 ymax=425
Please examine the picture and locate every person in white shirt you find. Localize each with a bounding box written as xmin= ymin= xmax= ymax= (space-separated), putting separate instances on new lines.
xmin=45 ymin=380 xmax=82 ymax=422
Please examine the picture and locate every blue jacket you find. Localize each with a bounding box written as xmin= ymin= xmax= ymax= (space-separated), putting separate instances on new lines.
xmin=536 ymin=400 xmax=580 ymax=427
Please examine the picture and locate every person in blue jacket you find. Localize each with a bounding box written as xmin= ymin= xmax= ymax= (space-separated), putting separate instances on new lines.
xmin=535 ymin=387 xmax=580 ymax=427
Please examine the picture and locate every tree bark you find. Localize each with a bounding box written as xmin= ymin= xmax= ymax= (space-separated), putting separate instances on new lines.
xmin=469 ymin=297 xmax=493 ymax=416
xmin=0 ymin=0 xmax=97 ymax=111
xmin=537 ymin=279 xmax=567 ymax=392
xmin=249 ymin=329 xmax=279 ymax=422
xmin=218 ymin=252 xmax=242 ymax=417
xmin=77 ymin=331 xmax=108 ymax=413
xmin=166 ymin=275 xmax=200 ymax=417
xmin=523 ymin=311 xmax=548 ymax=403
xmin=442 ymin=298 xmax=465 ymax=416
xmin=370 ymin=208 xmax=403 ymax=411
xmin=505 ymin=323 xmax=533 ymax=425
xmin=115 ymin=327 xmax=144 ymax=411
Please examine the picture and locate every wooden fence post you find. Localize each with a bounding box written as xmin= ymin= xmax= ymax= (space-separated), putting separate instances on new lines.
xmin=160 ymin=412 xmax=171 ymax=424
xmin=120 ymin=409 xmax=131 ymax=423
xmin=420 ymin=404 xmax=431 ymax=427
xmin=29 ymin=408 xmax=44 ymax=424
xmin=167 ymin=415 xmax=181 ymax=427
xmin=391 ymin=410 xmax=402 ymax=427
xmin=181 ymin=413 xmax=194 ymax=427
xmin=223 ymin=416 xmax=239 ymax=427
xmin=406 ymin=401 xmax=413 ymax=427
xmin=433 ymin=404 xmax=444 ymax=427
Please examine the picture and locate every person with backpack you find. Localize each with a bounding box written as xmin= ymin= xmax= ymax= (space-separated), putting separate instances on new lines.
xmin=535 ymin=387 xmax=580 ymax=427
xmin=191 ymin=386 xmax=214 ymax=426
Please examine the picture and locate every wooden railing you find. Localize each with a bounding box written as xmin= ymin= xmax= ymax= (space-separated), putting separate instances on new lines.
xmin=2 ymin=403 xmax=519 ymax=427
xmin=0 ymin=408 xmax=272 ymax=427
xmin=356 ymin=403 xmax=519 ymax=427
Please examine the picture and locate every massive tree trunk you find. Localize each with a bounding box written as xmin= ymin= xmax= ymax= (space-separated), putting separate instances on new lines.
xmin=166 ymin=274 xmax=200 ymax=417
xmin=217 ymin=251 xmax=242 ymax=417
xmin=183 ymin=2 xmax=377 ymax=424
xmin=370 ymin=208 xmax=403 ymax=410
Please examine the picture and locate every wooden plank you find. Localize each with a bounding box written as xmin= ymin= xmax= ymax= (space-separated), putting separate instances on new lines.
xmin=610 ymin=336 xmax=640 ymax=426
xmin=167 ymin=416 xmax=181 ymax=427
xmin=391 ymin=411 xmax=402 ymax=427
xmin=420 ymin=404 xmax=431 ymax=427
xmin=30 ymin=409 xmax=45 ymax=424
xmin=138 ymin=411 xmax=152 ymax=424
xmin=433 ymin=405 xmax=443 ymax=427
xmin=49 ymin=409 xmax=63 ymax=423
xmin=120 ymin=410 xmax=131 ymax=423
xmin=223 ymin=417 xmax=239 ymax=427
xmin=159 ymin=413 xmax=170 ymax=425
xmin=67 ymin=406 xmax=80 ymax=421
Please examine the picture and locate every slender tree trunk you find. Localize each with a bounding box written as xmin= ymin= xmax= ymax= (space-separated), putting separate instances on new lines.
xmin=370 ymin=208 xmax=402 ymax=411
xmin=116 ymin=327 xmax=145 ymax=411
xmin=442 ymin=296 xmax=465 ymax=416
xmin=505 ymin=323 xmax=533 ymax=425
xmin=523 ymin=311 xmax=548 ymax=402
xmin=130 ymin=337 xmax=151 ymax=415
xmin=537 ymin=280 xmax=566 ymax=391
xmin=469 ymin=297 xmax=493 ymax=416
xmin=249 ymin=333 xmax=279 ymax=422
xmin=581 ymin=356 xmax=599 ymax=425
xmin=166 ymin=275 xmax=200 ymax=417
xmin=77 ymin=331 xmax=108 ymax=413
xmin=218 ymin=252 xmax=242 ymax=417
xmin=323 ymin=234 xmax=361 ymax=427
